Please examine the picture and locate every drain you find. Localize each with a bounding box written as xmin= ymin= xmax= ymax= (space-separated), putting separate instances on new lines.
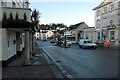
xmin=56 ymin=60 xmax=61 ymax=63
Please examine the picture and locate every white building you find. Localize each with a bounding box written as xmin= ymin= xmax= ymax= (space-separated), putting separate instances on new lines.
xmin=93 ymin=0 xmax=120 ymax=47
xmin=0 ymin=0 xmax=33 ymax=66
xmin=35 ymin=30 xmax=55 ymax=40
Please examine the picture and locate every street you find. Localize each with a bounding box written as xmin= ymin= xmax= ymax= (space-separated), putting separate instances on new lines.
xmin=37 ymin=40 xmax=119 ymax=78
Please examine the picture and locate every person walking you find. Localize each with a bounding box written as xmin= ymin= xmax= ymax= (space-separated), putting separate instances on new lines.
xmin=106 ymin=40 xmax=110 ymax=48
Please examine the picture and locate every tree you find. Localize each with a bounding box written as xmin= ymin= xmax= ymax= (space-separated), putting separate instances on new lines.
xmin=31 ymin=9 xmax=40 ymax=31
xmin=8 ymin=12 xmax=13 ymax=21
xmin=24 ymin=13 xmax=27 ymax=21
xmin=2 ymin=12 xmax=7 ymax=21
xmin=15 ymin=12 xmax=19 ymax=21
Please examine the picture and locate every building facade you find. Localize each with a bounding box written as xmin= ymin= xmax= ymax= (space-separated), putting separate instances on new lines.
xmin=0 ymin=0 xmax=33 ymax=66
xmin=83 ymin=27 xmax=97 ymax=43
xmin=93 ymin=0 xmax=120 ymax=47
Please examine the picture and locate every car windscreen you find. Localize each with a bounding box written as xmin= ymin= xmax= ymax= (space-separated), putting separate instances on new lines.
xmin=66 ymin=40 xmax=70 ymax=42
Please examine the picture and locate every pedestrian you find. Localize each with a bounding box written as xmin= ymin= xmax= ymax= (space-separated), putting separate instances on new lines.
xmin=106 ymin=40 xmax=110 ymax=48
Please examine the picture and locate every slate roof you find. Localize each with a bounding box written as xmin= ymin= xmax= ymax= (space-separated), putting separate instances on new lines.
xmin=70 ymin=22 xmax=84 ymax=30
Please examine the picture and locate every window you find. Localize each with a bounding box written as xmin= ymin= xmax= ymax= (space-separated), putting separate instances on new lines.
xmin=7 ymin=33 xmax=11 ymax=50
xmin=97 ymin=32 xmax=100 ymax=40
xmin=104 ymin=7 xmax=107 ymax=13
xmin=91 ymin=32 xmax=93 ymax=40
xmin=110 ymin=31 xmax=115 ymax=41
xmin=97 ymin=10 xmax=100 ymax=16
xmin=86 ymin=33 xmax=88 ymax=39
xmin=118 ymin=16 xmax=120 ymax=24
xmin=8 ymin=41 xmax=10 ymax=47
xmin=24 ymin=2 xmax=29 ymax=8
xmin=97 ymin=20 xmax=100 ymax=28
xmin=1 ymin=1 xmax=5 ymax=7
xmin=118 ymin=1 xmax=120 ymax=9
xmin=20 ymin=38 xmax=22 ymax=44
xmin=110 ymin=4 xmax=114 ymax=11
xmin=12 ymin=2 xmax=16 ymax=8
xmin=103 ymin=18 xmax=107 ymax=27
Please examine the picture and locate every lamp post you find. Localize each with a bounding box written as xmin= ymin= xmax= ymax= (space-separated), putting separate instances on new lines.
xmin=64 ymin=26 xmax=67 ymax=47
xmin=56 ymin=27 xmax=60 ymax=46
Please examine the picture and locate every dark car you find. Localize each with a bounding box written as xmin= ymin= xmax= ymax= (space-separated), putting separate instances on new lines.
xmin=50 ymin=39 xmax=56 ymax=43
xmin=43 ymin=39 xmax=47 ymax=42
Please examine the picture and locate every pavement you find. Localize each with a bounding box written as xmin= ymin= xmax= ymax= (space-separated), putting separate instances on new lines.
xmin=2 ymin=42 xmax=65 ymax=80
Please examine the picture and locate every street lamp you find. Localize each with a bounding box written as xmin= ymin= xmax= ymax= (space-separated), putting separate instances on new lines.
xmin=64 ymin=26 xmax=67 ymax=47
xmin=56 ymin=27 xmax=60 ymax=46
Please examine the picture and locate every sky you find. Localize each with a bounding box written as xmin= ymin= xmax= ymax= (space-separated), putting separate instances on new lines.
xmin=29 ymin=1 xmax=102 ymax=27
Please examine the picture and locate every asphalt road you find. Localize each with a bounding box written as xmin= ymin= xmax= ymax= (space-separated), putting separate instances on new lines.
xmin=37 ymin=40 xmax=119 ymax=78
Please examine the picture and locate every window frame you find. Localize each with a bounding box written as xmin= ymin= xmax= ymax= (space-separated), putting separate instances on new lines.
xmin=97 ymin=10 xmax=100 ymax=17
xmin=97 ymin=20 xmax=101 ymax=28
xmin=118 ymin=1 xmax=120 ymax=9
xmin=97 ymin=32 xmax=101 ymax=40
xmin=110 ymin=4 xmax=114 ymax=11
xmin=103 ymin=7 xmax=107 ymax=13
xmin=103 ymin=18 xmax=107 ymax=27
xmin=7 ymin=33 xmax=11 ymax=50
xmin=109 ymin=30 xmax=115 ymax=41
xmin=118 ymin=15 xmax=120 ymax=24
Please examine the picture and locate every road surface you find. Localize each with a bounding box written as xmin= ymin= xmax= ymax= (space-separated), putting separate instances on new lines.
xmin=37 ymin=40 xmax=118 ymax=78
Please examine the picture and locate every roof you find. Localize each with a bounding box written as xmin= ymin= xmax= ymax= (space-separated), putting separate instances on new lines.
xmin=70 ymin=22 xmax=85 ymax=30
xmin=93 ymin=0 xmax=113 ymax=10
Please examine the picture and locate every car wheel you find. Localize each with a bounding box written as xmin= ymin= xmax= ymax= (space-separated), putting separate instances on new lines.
xmin=94 ymin=47 xmax=97 ymax=49
xmin=79 ymin=45 xmax=82 ymax=48
xmin=81 ymin=45 xmax=84 ymax=48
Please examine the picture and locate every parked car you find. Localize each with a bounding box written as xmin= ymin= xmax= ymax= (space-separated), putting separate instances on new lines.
xmin=43 ymin=39 xmax=47 ymax=42
xmin=63 ymin=40 xmax=72 ymax=47
xmin=50 ymin=39 xmax=56 ymax=43
xmin=79 ymin=39 xmax=97 ymax=49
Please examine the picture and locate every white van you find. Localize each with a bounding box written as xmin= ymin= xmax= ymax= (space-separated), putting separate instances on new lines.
xmin=79 ymin=39 xmax=97 ymax=49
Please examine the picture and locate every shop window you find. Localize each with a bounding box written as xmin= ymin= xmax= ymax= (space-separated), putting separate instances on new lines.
xmin=110 ymin=31 xmax=115 ymax=41
xmin=97 ymin=32 xmax=100 ymax=40
xmin=86 ymin=34 xmax=88 ymax=39
xmin=91 ymin=32 xmax=93 ymax=40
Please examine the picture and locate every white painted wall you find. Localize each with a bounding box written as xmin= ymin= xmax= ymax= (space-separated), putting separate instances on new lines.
xmin=46 ymin=31 xmax=54 ymax=38
xmin=0 ymin=28 xmax=2 ymax=61
xmin=35 ymin=32 xmax=40 ymax=39
xmin=2 ymin=29 xmax=17 ymax=61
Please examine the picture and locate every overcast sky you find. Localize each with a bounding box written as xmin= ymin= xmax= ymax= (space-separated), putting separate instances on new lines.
xmin=30 ymin=1 xmax=102 ymax=27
